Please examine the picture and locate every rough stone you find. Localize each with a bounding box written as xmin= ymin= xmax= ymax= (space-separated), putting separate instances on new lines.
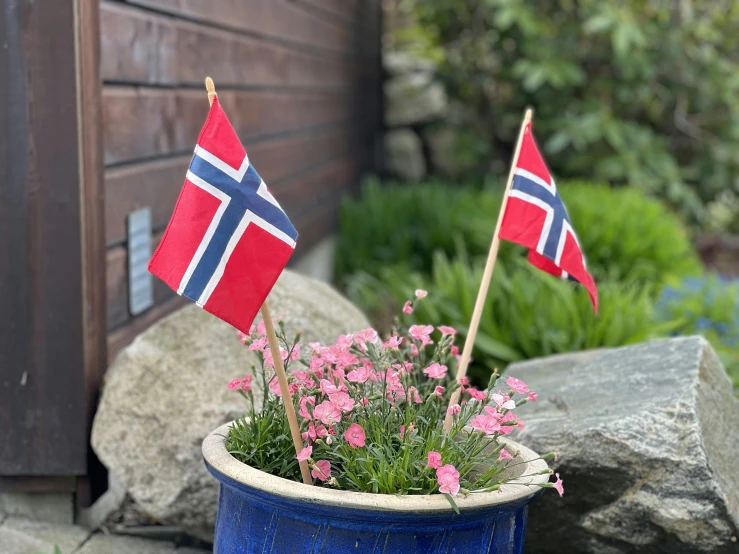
xmin=0 ymin=493 xmax=73 ymax=525
xmin=383 ymin=51 xmax=437 ymax=77
xmin=384 ymin=73 xmax=447 ymax=127
xmin=510 ymin=337 xmax=739 ymax=553
xmin=91 ymin=270 xmax=369 ymax=542
xmin=0 ymin=526 xmax=52 ymax=554
xmin=384 ymin=128 xmax=426 ymax=182
xmin=0 ymin=517 xmax=90 ymax=553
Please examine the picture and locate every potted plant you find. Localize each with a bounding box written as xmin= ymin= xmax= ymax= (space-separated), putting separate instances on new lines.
xmin=202 ymin=292 xmax=562 ymax=553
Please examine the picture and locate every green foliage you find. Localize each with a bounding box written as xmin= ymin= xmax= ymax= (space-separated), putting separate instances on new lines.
xmin=337 ymin=178 xmax=702 ymax=290
xmin=346 ymin=253 xmax=678 ymax=384
xmin=405 ymin=0 xmax=739 ymax=226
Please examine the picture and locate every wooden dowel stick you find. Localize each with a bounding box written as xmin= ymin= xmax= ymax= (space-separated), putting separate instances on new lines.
xmin=204 ymin=77 xmax=311 ymax=484
xmin=261 ymin=302 xmax=313 ymax=484
xmin=205 ymin=76 xmax=217 ymax=106
xmin=443 ymin=108 xmax=533 ymax=435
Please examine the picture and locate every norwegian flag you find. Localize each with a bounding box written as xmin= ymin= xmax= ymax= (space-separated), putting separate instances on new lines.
xmin=498 ymin=121 xmax=598 ymax=312
xmin=148 ymin=98 xmax=297 ymax=333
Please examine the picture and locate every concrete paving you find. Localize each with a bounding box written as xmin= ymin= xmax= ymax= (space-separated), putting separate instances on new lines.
xmin=0 ymin=516 xmax=212 ymax=554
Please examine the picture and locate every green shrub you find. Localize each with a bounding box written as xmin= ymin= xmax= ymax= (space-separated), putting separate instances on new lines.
xmin=337 ymin=178 xmax=702 ymax=288
xmin=346 ymin=253 xmax=678 ymax=384
xmin=404 ymin=0 xmax=739 ymax=227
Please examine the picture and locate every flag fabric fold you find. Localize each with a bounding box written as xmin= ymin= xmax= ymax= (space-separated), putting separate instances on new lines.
xmin=149 ymin=97 xmax=298 ymax=333
xmin=498 ymin=121 xmax=598 ymax=312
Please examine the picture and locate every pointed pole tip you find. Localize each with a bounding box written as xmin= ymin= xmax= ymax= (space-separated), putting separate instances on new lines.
xmin=525 ymin=108 xmax=533 ymax=122
xmin=205 ymin=76 xmax=215 ymax=93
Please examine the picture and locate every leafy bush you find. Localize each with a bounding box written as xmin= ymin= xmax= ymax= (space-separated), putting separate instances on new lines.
xmin=346 ymin=253 xmax=676 ymax=384
xmin=404 ymin=0 xmax=739 ymax=226
xmin=656 ymin=276 xmax=739 ymax=386
xmin=337 ymin=178 xmax=702 ymax=288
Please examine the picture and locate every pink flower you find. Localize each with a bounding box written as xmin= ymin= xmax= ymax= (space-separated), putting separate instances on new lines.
xmin=383 ymin=335 xmax=402 ymax=349
xmin=423 ymin=363 xmax=448 ymax=379
xmin=410 ymin=344 xmax=419 ymax=357
xmin=227 ymin=378 xmax=242 ymax=391
xmin=470 ymin=414 xmax=501 ymax=435
xmin=344 ymin=423 xmax=366 ymax=448
xmin=309 ymin=357 xmax=325 ymax=372
xmin=296 ymin=446 xmax=312 ymax=462
xmin=409 ymin=325 xmax=434 ymax=347
xmin=360 ymin=397 xmax=369 ymax=406
xmin=313 ymin=400 xmax=342 ymax=425
xmin=239 ymin=374 xmax=253 ymax=392
xmin=247 ymin=337 xmax=268 ymax=351
xmin=237 ymin=330 xmax=249 ymax=344
xmin=434 ymin=385 xmax=445 ymax=398
xmin=268 ymin=375 xmax=282 ymax=397
xmin=498 ymin=448 xmax=513 ymax=461
xmin=403 ymin=301 xmax=413 ymax=315
xmin=527 ymin=392 xmax=538 ymax=402
xmin=447 ymin=404 xmax=461 ymax=416
xmin=459 ymin=376 xmax=469 ymax=386
xmin=312 ymin=460 xmax=331 ymax=481
xmin=346 ymin=366 xmax=373 ymax=383
xmin=553 ymin=473 xmax=564 ymax=497
xmin=467 ymin=388 xmax=487 ymax=401
xmin=336 ymin=352 xmax=359 ymax=370
xmin=436 ymin=464 xmax=460 ymax=496
xmin=427 ymin=451 xmax=442 ymax=469
xmin=319 ymin=379 xmax=341 ymax=395
xmin=506 ymin=376 xmax=528 ymax=395
xmin=302 ymin=421 xmax=328 ymax=442
xmin=451 ymin=345 xmax=459 ymax=356
xmin=328 ymin=392 xmax=355 ymax=413
xmin=353 ymin=328 xmax=378 ymax=344
xmin=438 ymin=326 xmax=457 ymax=337
xmin=298 ymin=396 xmax=316 ymax=419
xmin=415 ymin=289 xmax=428 ymax=299
xmin=498 ymin=411 xmax=521 ymax=435
xmin=399 ymin=425 xmax=405 ymax=440
xmin=408 ymin=386 xmax=422 ymax=404
xmin=491 ymin=393 xmax=516 ymax=411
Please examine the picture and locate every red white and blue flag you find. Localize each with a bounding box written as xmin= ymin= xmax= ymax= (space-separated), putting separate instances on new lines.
xmin=498 ymin=121 xmax=598 ymax=312
xmin=149 ymin=98 xmax=297 ymax=333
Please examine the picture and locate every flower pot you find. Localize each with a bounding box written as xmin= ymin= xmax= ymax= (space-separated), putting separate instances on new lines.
xmin=203 ymin=422 xmax=549 ymax=554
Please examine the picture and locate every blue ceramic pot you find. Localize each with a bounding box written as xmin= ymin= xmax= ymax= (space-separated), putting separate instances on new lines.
xmin=203 ymin=422 xmax=548 ymax=554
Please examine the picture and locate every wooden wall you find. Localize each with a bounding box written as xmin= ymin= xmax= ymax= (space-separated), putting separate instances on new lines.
xmin=101 ymin=0 xmax=383 ymax=359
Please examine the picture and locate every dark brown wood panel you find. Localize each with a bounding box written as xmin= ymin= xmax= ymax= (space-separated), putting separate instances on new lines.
xmin=296 ymin=0 xmax=360 ymax=21
xmin=107 ymin=232 xmax=175 ymax=330
xmin=105 ymin=127 xmax=355 ymax=246
xmin=118 ymin=0 xmax=352 ymax=54
xmin=103 ymin=87 xmax=352 ymax=165
xmin=0 ymin=0 xmax=87 ymax=475
xmin=77 ymin=0 xmax=108 ymax=435
xmin=101 ymin=3 xmax=357 ymax=88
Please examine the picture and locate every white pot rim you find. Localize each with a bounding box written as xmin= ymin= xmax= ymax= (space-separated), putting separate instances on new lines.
xmin=203 ymin=421 xmax=550 ymax=513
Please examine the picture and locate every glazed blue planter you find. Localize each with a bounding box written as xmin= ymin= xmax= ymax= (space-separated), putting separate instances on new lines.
xmin=203 ymin=422 xmax=548 ymax=554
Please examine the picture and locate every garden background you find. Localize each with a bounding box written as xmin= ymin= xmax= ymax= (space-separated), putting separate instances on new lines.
xmin=343 ymin=0 xmax=739 ymax=389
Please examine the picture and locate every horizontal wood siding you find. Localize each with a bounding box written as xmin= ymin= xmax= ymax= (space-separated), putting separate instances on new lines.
xmin=102 ymin=0 xmax=381 ymax=358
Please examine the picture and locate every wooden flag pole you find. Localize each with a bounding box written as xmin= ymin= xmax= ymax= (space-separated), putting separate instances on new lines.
xmin=443 ymin=108 xmax=532 ymax=435
xmin=204 ymin=77 xmax=312 ymax=485
xmin=260 ymin=302 xmax=313 ymax=485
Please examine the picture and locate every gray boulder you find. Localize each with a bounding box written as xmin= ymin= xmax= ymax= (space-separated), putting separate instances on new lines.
xmin=510 ymin=337 xmax=739 ymax=553
xmin=91 ymin=270 xmax=369 ymax=541
xmin=384 ymin=128 xmax=427 ymax=182
xmin=383 ymin=51 xmax=437 ymax=77
xmin=384 ymin=73 xmax=447 ymax=127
